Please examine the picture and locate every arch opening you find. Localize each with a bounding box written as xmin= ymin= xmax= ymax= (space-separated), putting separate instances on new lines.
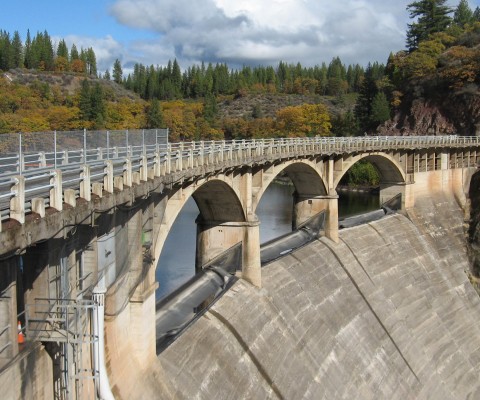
xmin=336 ymin=154 xmax=405 ymax=227
xmin=155 ymin=179 xmax=245 ymax=301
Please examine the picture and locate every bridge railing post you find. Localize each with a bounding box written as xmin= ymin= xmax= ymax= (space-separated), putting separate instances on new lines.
xmin=104 ymin=161 xmax=114 ymax=193
xmin=165 ymin=149 xmax=171 ymax=174
xmin=153 ymin=152 xmax=161 ymax=178
xmin=9 ymin=176 xmax=25 ymax=224
xmin=49 ymin=169 xmax=63 ymax=211
xmin=177 ymin=150 xmax=182 ymax=171
xmin=199 ymin=141 xmax=204 ymax=166
xmin=80 ymin=165 xmax=91 ymax=201
xmin=124 ymin=158 xmax=133 ymax=187
xmin=140 ymin=156 xmax=148 ymax=182
xmin=61 ymin=150 xmax=68 ymax=165
xmin=39 ymin=152 xmax=46 ymax=168
xmin=209 ymin=142 xmax=214 ymax=164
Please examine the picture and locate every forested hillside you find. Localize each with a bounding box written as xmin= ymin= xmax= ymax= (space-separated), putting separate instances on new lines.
xmin=1 ymin=0 xmax=480 ymax=139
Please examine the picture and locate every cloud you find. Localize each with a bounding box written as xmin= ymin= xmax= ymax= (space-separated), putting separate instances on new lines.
xmin=107 ymin=0 xmax=411 ymax=70
xmin=59 ymin=34 xmax=125 ymax=73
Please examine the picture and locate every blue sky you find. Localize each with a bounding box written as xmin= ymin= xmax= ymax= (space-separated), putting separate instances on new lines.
xmin=1 ymin=0 xmax=479 ymax=73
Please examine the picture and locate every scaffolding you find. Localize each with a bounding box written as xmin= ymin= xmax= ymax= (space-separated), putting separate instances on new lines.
xmin=25 ymin=298 xmax=99 ymax=400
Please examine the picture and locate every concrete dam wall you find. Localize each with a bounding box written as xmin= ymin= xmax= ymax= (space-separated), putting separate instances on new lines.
xmin=136 ymin=193 xmax=480 ymax=399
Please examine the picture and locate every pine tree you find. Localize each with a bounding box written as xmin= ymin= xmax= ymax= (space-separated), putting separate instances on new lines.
xmin=90 ymin=83 xmax=105 ymax=125
xmin=79 ymin=79 xmax=92 ymax=121
xmin=203 ymin=92 xmax=218 ymax=125
xmin=146 ymin=98 xmax=164 ymax=128
xmin=0 ymin=31 xmax=12 ymax=70
xmin=112 ymin=59 xmax=123 ymax=84
xmin=354 ymin=63 xmax=379 ymax=133
xmin=474 ymin=7 xmax=480 ymax=21
xmin=56 ymin=39 xmax=69 ymax=59
xmin=86 ymin=47 xmax=97 ymax=76
xmin=406 ymin=0 xmax=452 ymax=51
xmin=12 ymin=31 xmax=23 ymax=68
xmin=454 ymin=0 xmax=474 ymax=26
xmin=370 ymin=92 xmax=391 ymax=126
xmin=70 ymin=44 xmax=79 ymax=60
xmin=104 ymin=69 xmax=111 ymax=80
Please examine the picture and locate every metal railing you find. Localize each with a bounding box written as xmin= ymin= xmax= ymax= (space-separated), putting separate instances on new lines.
xmin=0 ymin=134 xmax=479 ymax=231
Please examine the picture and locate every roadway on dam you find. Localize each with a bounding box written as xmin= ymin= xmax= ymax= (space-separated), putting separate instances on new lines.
xmin=120 ymin=192 xmax=480 ymax=399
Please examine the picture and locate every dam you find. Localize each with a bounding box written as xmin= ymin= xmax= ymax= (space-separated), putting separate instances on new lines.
xmin=112 ymin=192 xmax=480 ymax=399
xmin=1 ymin=134 xmax=480 ymax=398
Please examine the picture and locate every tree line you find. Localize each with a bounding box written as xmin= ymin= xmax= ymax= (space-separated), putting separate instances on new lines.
xmin=0 ymin=29 xmax=97 ymax=75
xmin=112 ymin=57 xmax=367 ymax=101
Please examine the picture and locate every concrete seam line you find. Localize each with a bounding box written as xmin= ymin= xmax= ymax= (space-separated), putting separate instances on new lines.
xmin=206 ymin=309 xmax=285 ymax=400
xmin=321 ymin=240 xmax=420 ymax=384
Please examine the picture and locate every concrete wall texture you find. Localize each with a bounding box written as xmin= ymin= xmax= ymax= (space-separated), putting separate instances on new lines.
xmin=145 ymin=192 xmax=480 ymax=400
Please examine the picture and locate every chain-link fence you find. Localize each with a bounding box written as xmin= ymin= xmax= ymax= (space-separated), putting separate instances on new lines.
xmin=0 ymin=129 xmax=168 ymax=173
xmin=0 ymin=128 xmax=168 ymax=155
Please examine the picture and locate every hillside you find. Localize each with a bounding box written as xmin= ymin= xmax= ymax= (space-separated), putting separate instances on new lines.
xmin=4 ymin=68 xmax=139 ymax=100
xmin=217 ymin=93 xmax=347 ymax=120
xmin=378 ymin=25 xmax=480 ymax=136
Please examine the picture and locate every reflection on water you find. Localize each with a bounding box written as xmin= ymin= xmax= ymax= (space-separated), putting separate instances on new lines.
xmin=156 ymin=182 xmax=379 ymax=300
xmin=257 ymin=182 xmax=294 ymax=243
xmin=156 ymin=199 xmax=197 ymax=300
xmin=338 ymin=188 xmax=380 ymax=218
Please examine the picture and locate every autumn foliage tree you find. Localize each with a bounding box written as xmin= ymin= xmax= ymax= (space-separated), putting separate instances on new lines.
xmin=275 ymin=104 xmax=331 ymax=137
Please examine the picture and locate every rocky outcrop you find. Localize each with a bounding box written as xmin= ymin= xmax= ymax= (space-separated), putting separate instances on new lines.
xmin=379 ymin=83 xmax=480 ymax=136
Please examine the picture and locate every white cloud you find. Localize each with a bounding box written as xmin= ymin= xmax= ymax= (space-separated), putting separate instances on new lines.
xmin=106 ymin=0 xmax=412 ymax=69
xmin=59 ymin=34 xmax=125 ymax=73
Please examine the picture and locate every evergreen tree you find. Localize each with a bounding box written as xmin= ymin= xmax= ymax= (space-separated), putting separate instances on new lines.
xmin=86 ymin=47 xmax=97 ymax=76
xmin=0 ymin=31 xmax=12 ymax=70
xmin=104 ymin=69 xmax=111 ymax=80
xmin=146 ymin=98 xmax=164 ymax=128
xmin=171 ymin=58 xmax=182 ymax=96
xmin=24 ymin=30 xmax=33 ymax=68
xmin=331 ymin=111 xmax=358 ymax=137
xmin=406 ymin=0 xmax=452 ymax=51
xmin=474 ymin=7 xmax=480 ymax=21
xmin=354 ymin=63 xmax=379 ymax=133
xmin=38 ymin=30 xmax=55 ymax=70
xmin=454 ymin=0 xmax=474 ymax=26
xmin=370 ymin=92 xmax=391 ymax=126
xmin=56 ymin=39 xmax=69 ymax=59
xmin=90 ymin=82 xmax=105 ymax=125
xmin=112 ymin=59 xmax=123 ymax=84
xmin=79 ymin=79 xmax=92 ymax=121
xmin=203 ymin=92 xmax=218 ymax=125
xmin=70 ymin=44 xmax=79 ymax=60
xmin=12 ymin=31 xmax=23 ymax=68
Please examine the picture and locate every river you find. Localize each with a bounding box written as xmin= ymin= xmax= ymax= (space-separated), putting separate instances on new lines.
xmin=155 ymin=182 xmax=379 ymax=300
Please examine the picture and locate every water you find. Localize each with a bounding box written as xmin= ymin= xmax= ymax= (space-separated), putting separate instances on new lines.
xmin=155 ymin=183 xmax=379 ymax=300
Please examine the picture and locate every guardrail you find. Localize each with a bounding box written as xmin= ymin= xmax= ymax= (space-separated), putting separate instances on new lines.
xmin=1 ymin=135 xmax=479 ymax=232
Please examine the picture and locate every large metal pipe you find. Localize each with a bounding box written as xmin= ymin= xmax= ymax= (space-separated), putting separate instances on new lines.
xmin=93 ymin=287 xmax=115 ymax=400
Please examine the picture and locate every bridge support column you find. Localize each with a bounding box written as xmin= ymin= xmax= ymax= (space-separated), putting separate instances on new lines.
xmin=196 ymin=215 xmax=261 ymax=287
xmin=293 ymin=192 xmax=338 ymax=243
xmin=379 ymin=182 xmax=409 ymax=209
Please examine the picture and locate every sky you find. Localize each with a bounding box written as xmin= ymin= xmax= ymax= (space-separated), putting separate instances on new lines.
xmin=1 ymin=0 xmax=479 ymax=74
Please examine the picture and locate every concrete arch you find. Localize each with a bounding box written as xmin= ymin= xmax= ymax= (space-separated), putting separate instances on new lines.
xmin=333 ymin=152 xmax=406 ymax=189
xmin=153 ymin=177 xmax=245 ymax=271
xmin=252 ymin=159 xmax=328 ymax=213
